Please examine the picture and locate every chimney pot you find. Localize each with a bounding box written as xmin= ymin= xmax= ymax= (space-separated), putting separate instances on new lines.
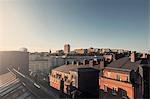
xmin=83 ymin=59 xmax=88 ymax=65
xmin=77 ymin=61 xmax=80 ymax=66
xmin=65 ymin=61 xmax=69 ymax=65
xmin=131 ymin=51 xmax=136 ymax=62
xmin=72 ymin=61 xmax=76 ymax=65
xmin=89 ymin=60 xmax=94 ymax=66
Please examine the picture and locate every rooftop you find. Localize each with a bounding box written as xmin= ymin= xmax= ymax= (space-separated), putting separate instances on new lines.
xmin=106 ymin=57 xmax=150 ymax=72
xmin=52 ymin=63 xmax=100 ymax=74
xmin=0 ymin=72 xmax=36 ymax=99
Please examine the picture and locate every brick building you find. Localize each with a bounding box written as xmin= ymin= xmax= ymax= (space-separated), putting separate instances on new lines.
xmin=74 ymin=48 xmax=88 ymax=54
xmin=100 ymin=52 xmax=150 ymax=99
xmin=64 ymin=44 xmax=70 ymax=54
xmin=49 ymin=60 xmax=101 ymax=98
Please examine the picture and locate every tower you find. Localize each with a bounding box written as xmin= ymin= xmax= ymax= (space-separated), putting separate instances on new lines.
xmin=64 ymin=44 xmax=70 ymax=54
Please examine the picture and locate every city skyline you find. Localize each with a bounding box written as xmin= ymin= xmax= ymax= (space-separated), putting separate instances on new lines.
xmin=0 ymin=0 xmax=149 ymax=52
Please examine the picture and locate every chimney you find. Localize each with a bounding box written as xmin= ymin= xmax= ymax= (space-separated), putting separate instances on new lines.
xmin=89 ymin=60 xmax=94 ymax=66
xmin=65 ymin=61 xmax=69 ymax=65
xmin=142 ymin=53 xmax=147 ymax=59
xmin=83 ymin=59 xmax=89 ymax=65
xmin=131 ymin=51 xmax=136 ymax=62
xmin=72 ymin=61 xmax=76 ymax=65
xmin=76 ymin=61 xmax=80 ymax=66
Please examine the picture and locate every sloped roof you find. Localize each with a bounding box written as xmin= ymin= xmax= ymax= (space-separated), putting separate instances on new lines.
xmin=106 ymin=57 xmax=141 ymax=72
xmin=52 ymin=64 xmax=100 ymax=74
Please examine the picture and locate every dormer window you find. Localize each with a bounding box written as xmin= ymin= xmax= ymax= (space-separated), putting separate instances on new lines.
xmin=64 ymin=76 xmax=68 ymax=81
xmin=126 ymin=75 xmax=130 ymax=82
xmin=112 ymin=87 xmax=117 ymax=95
xmin=108 ymin=72 xmax=111 ymax=78
xmin=116 ymin=74 xmax=120 ymax=81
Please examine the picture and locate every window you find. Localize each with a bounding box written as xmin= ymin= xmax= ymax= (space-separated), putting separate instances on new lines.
xmin=116 ymin=74 xmax=120 ymax=81
xmin=121 ymin=90 xmax=127 ymax=98
xmin=104 ymin=85 xmax=108 ymax=92
xmin=71 ymin=75 xmax=74 ymax=79
xmin=108 ymin=72 xmax=111 ymax=77
xmin=126 ymin=75 xmax=129 ymax=82
xmin=64 ymin=76 xmax=68 ymax=81
xmin=112 ymin=87 xmax=117 ymax=95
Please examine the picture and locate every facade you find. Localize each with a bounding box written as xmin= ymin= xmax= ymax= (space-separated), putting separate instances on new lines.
xmin=88 ymin=47 xmax=95 ymax=53
xmin=29 ymin=59 xmax=49 ymax=73
xmin=100 ymin=52 xmax=150 ymax=99
xmin=64 ymin=44 xmax=70 ymax=54
xmin=74 ymin=48 xmax=88 ymax=54
xmin=56 ymin=50 xmax=64 ymax=54
xmin=140 ymin=57 xmax=150 ymax=98
xmin=29 ymin=55 xmax=65 ymax=74
xmin=100 ymin=68 xmax=134 ymax=99
xmin=49 ymin=60 xmax=101 ymax=98
xmin=111 ymin=49 xmax=129 ymax=53
xmin=0 ymin=51 xmax=29 ymax=75
xmin=103 ymin=54 xmax=114 ymax=62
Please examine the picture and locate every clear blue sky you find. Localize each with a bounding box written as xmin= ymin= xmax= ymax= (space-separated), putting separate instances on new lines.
xmin=0 ymin=0 xmax=149 ymax=52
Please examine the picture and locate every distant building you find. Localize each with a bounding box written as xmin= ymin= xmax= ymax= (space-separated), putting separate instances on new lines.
xmin=88 ymin=47 xmax=95 ymax=53
xmin=102 ymin=48 xmax=111 ymax=53
xmin=74 ymin=48 xmax=87 ymax=54
xmin=64 ymin=44 xmax=70 ymax=54
xmin=56 ymin=50 xmax=64 ymax=54
xmin=111 ymin=49 xmax=129 ymax=53
xmin=49 ymin=49 xmax=52 ymax=54
xmin=29 ymin=54 xmax=65 ymax=74
xmin=19 ymin=47 xmax=28 ymax=52
xmin=65 ymin=55 xmax=104 ymax=65
xmin=0 ymin=51 xmax=29 ymax=75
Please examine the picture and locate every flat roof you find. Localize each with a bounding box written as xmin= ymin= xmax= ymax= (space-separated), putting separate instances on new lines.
xmin=52 ymin=64 xmax=100 ymax=74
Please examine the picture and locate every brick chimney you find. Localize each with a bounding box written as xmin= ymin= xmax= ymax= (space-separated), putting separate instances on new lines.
xmin=131 ymin=51 xmax=136 ymax=62
xmin=83 ymin=59 xmax=89 ymax=65
xmin=72 ymin=61 xmax=76 ymax=65
xmin=65 ymin=61 xmax=69 ymax=65
xmin=89 ymin=60 xmax=94 ymax=66
xmin=142 ymin=53 xmax=147 ymax=59
xmin=77 ymin=61 xmax=80 ymax=66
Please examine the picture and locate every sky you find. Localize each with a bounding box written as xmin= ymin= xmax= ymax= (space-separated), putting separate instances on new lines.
xmin=0 ymin=0 xmax=149 ymax=52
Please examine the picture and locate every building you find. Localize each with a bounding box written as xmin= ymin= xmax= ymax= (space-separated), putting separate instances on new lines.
xmin=140 ymin=56 xmax=150 ymax=98
xmin=88 ymin=47 xmax=95 ymax=53
xmin=100 ymin=52 xmax=150 ymax=99
xmin=65 ymin=55 xmax=104 ymax=65
xmin=64 ymin=44 xmax=70 ymax=54
xmin=103 ymin=54 xmax=114 ymax=62
xmin=29 ymin=58 xmax=49 ymax=74
xmin=29 ymin=55 xmax=65 ymax=74
xmin=102 ymin=48 xmax=111 ymax=53
xmin=111 ymin=49 xmax=129 ymax=53
xmin=0 ymin=51 xmax=29 ymax=75
xmin=49 ymin=60 xmax=101 ymax=98
xmin=56 ymin=50 xmax=64 ymax=54
xmin=0 ymin=72 xmax=36 ymax=99
xmin=74 ymin=48 xmax=87 ymax=54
